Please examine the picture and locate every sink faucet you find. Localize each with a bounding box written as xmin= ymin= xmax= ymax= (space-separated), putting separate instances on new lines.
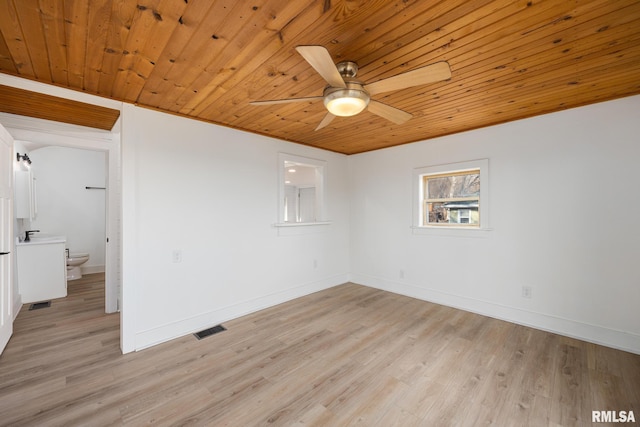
xmin=24 ymin=230 xmax=40 ymax=242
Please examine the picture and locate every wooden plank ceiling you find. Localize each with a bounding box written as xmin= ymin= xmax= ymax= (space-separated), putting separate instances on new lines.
xmin=0 ymin=0 xmax=639 ymax=154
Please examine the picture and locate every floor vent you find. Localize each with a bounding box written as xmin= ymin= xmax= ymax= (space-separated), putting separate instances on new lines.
xmin=29 ymin=301 xmax=51 ymax=310
xmin=194 ymin=324 xmax=226 ymax=340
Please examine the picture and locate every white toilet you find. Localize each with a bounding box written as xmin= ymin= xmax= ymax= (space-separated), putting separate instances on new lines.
xmin=66 ymin=252 xmax=90 ymax=280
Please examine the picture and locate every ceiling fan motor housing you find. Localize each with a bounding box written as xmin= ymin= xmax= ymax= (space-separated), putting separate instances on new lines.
xmin=336 ymin=61 xmax=359 ymax=78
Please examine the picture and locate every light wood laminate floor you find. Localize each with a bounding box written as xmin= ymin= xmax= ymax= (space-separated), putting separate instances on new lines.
xmin=0 ymin=274 xmax=638 ymax=426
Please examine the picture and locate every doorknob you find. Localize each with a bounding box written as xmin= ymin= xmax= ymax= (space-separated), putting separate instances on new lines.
xmin=0 ymin=252 xmax=9 ymax=255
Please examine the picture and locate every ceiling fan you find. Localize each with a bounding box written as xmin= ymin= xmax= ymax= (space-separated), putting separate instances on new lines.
xmin=250 ymin=46 xmax=451 ymax=130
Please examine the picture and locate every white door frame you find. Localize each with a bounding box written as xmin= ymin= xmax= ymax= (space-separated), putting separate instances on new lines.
xmin=0 ymin=123 xmax=15 ymax=355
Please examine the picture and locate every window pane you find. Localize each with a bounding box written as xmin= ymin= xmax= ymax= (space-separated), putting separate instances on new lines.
xmin=427 ymin=202 xmax=479 ymax=225
xmin=427 ymin=202 xmax=449 ymax=223
xmin=422 ymin=170 xmax=481 ymax=227
xmin=426 ymin=172 xmax=479 ymax=199
xmin=279 ymin=153 xmax=326 ymax=224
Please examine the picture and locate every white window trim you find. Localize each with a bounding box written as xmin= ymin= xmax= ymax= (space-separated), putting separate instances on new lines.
xmin=275 ymin=152 xmax=328 ymax=227
xmin=412 ymin=159 xmax=491 ymax=237
xmin=273 ymin=221 xmax=332 ymax=227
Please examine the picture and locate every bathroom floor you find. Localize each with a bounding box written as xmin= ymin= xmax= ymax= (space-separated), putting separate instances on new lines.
xmin=9 ymin=272 xmax=115 ymax=346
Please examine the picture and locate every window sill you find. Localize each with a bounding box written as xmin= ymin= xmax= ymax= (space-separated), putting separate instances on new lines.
xmin=411 ymin=226 xmax=492 ymax=238
xmin=274 ymin=221 xmax=332 ymax=236
xmin=273 ymin=221 xmax=332 ymax=227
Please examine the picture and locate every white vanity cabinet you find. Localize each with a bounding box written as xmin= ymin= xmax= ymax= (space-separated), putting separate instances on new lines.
xmin=16 ymin=238 xmax=67 ymax=303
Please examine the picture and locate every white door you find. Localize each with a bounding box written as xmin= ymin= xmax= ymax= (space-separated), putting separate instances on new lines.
xmin=0 ymin=123 xmax=15 ymax=354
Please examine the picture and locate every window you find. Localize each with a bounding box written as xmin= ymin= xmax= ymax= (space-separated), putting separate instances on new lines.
xmin=423 ymin=170 xmax=480 ymax=227
xmin=283 ymin=164 xmax=317 ymax=223
xmin=413 ymin=159 xmax=489 ymax=234
xmin=277 ymin=153 xmax=327 ymax=226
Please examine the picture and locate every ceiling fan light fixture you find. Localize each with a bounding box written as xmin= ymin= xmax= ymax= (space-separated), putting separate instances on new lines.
xmin=324 ymin=86 xmax=370 ymax=117
xmin=253 ymin=46 xmax=452 ymax=131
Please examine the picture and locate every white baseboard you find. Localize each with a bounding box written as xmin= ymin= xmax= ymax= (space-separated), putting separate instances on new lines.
xmin=12 ymin=294 xmax=22 ymax=321
xmin=350 ymin=273 xmax=640 ymax=355
xmin=81 ymin=264 xmax=105 ymax=274
xmin=134 ymin=273 xmax=350 ymax=351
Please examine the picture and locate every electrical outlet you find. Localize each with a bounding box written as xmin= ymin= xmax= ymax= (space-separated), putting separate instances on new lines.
xmin=313 ymin=259 xmax=318 ymax=269
xmin=172 ymin=250 xmax=182 ymax=263
xmin=522 ymin=285 xmax=532 ymax=299
xmin=399 ymin=269 xmax=405 ymax=279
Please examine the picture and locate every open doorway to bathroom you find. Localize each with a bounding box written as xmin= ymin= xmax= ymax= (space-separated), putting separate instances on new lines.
xmin=26 ymin=146 xmax=107 ymax=284
xmin=4 ymin=114 xmax=121 ymax=320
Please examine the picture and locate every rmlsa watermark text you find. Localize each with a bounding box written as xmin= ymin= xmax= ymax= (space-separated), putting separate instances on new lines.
xmin=592 ymin=410 xmax=636 ymax=423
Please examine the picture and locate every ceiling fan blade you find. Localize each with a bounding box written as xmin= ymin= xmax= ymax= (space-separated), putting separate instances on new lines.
xmin=367 ymin=100 xmax=412 ymax=125
xmin=250 ymin=96 xmax=323 ymax=106
xmin=296 ymin=46 xmax=346 ymax=89
xmin=364 ymin=61 xmax=451 ymax=95
xmin=315 ymin=112 xmax=335 ymax=130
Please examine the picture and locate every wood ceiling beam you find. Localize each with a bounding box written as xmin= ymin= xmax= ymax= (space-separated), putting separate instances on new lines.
xmin=0 ymin=84 xmax=120 ymax=130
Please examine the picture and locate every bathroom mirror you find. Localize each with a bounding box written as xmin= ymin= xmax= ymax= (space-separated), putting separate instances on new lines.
xmin=278 ymin=153 xmax=326 ymax=224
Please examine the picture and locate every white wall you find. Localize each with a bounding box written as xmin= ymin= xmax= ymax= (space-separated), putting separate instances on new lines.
xmin=28 ymin=146 xmax=106 ymax=273
xmin=349 ymin=95 xmax=640 ymax=354
xmin=121 ymin=105 xmax=350 ymax=351
xmin=3 ymin=74 xmax=639 ymax=355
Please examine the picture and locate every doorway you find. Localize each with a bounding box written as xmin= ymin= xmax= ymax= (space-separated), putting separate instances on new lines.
xmin=26 ymin=146 xmax=109 ymax=297
xmin=1 ymin=114 xmax=121 ymax=315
